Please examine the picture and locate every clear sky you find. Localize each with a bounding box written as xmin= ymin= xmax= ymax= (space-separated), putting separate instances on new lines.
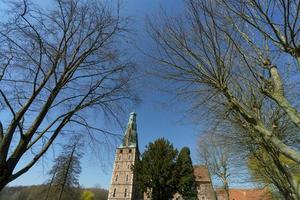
xmin=8 ymin=0 xmax=204 ymax=189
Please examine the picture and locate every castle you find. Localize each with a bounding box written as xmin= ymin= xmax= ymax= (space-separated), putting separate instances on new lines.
xmin=108 ymin=113 xmax=271 ymax=200
xmin=108 ymin=113 xmax=216 ymax=200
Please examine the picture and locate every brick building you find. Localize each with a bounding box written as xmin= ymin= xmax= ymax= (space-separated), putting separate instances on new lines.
xmin=108 ymin=112 xmax=140 ymax=200
xmin=194 ymin=165 xmax=216 ymax=200
xmin=173 ymin=165 xmax=215 ymax=200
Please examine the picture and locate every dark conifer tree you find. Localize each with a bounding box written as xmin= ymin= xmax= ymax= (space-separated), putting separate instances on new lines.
xmin=175 ymin=147 xmax=197 ymax=200
xmin=135 ymin=138 xmax=178 ymax=200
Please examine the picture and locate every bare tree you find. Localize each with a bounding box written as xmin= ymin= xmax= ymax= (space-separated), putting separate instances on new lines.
xmin=198 ymin=132 xmax=233 ymax=200
xmin=0 ymin=0 xmax=136 ymax=190
xmin=222 ymin=106 xmax=299 ymax=199
xmin=46 ymin=138 xmax=82 ymax=200
xmin=147 ymin=0 xmax=300 ymax=198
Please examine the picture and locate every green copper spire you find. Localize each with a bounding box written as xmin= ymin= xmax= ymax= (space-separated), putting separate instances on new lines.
xmin=120 ymin=112 xmax=138 ymax=148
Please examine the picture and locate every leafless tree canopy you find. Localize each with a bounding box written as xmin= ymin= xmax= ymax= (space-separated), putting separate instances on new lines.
xmin=0 ymin=0 xmax=136 ymax=189
xmin=148 ymin=0 xmax=300 ymax=198
xmin=197 ymin=132 xmax=233 ymax=200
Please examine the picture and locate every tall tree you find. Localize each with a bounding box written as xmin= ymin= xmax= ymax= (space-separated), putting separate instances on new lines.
xmin=175 ymin=147 xmax=197 ymax=200
xmin=0 ymin=0 xmax=136 ymax=189
xmin=45 ymin=139 xmax=82 ymax=200
xmin=147 ymin=0 xmax=300 ymax=198
xmin=135 ymin=138 xmax=178 ymax=200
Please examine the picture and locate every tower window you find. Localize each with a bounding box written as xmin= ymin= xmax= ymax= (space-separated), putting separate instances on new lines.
xmin=113 ymin=188 xmax=116 ymax=197
xmin=126 ymin=174 xmax=129 ymax=182
xmin=129 ymin=149 xmax=132 ymax=153
xmin=120 ymin=149 xmax=123 ymax=153
xmin=124 ymin=188 xmax=127 ymax=197
xmin=115 ymin=174 xmax=118 ymax=182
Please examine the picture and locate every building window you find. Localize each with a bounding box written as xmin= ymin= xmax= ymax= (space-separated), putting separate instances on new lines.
xmin=126 ymin=174 xmax=129 ymax=182
xmin=113 ymin=188 xmax=116 ymax=197
xmin=124 ymin=188 xmax=127 ymax=197
xmin=115 ymin=174 xmax=118 ymax=182
xmin=129 ymin=149 xmax=132 ymax=153
xmin=120 ymin=149 xmax=123 ymax=153
xmin=127 ymin=164 xmax=130 ymax=169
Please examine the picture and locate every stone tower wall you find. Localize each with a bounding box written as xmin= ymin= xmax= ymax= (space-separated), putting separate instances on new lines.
xmin=108 ymin=147 xmax=139 ymax=200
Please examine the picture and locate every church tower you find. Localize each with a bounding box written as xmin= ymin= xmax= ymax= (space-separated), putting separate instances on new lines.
xmin=108 ymin=112 xmax=140 ymax=200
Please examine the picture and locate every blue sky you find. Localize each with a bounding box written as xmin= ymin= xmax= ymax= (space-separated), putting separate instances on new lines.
xmin=7 ymin=0 xmax=205 ymax=189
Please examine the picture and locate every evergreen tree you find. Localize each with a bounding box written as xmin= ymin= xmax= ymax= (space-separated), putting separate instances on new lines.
xmin=45 ymin=139 xmax=83 ymax=200
xmin=136 ymin=138 xmax=178 ymax=200
xmin=175 ymin=147 xmax=197 ymax=200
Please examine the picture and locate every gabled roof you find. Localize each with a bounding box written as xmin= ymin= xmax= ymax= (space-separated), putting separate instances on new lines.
xmin=193 ymin=165 xmax=212 ymax=183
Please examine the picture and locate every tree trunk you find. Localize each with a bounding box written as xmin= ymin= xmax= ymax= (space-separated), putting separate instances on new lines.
xmin=44 ymin=166 xmax=58 ymax=200
xmin=224 ymin=180 xmax=230 ymax=200
xmin=58 ymin=143 xmax=76 ymax=200
xmin=268 ymin=66 xmax=300 ymax=128
xmin=0 ymin=181 xmax=7 ymax=191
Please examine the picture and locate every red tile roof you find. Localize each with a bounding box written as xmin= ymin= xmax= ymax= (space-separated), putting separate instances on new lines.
xmin=216 ymin=188 xmax=272 ymax=200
